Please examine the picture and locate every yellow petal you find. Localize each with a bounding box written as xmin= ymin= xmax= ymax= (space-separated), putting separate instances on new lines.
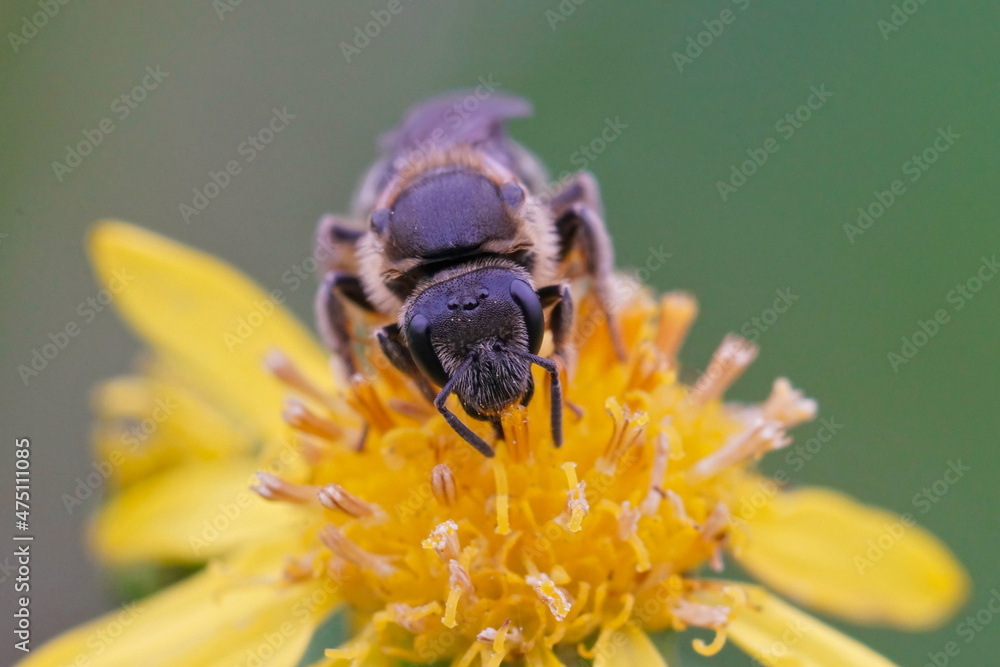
xmin=593 ymin=623 xmax=668 ymax=667
xmin=727 ymin=585 xmax=898 ymax=666
xmin=733 ymin=485 xmax=969 ymax=630
xmin=92 ymin=374 xmax=254 ymax=485
xmin=17 ymin=553 xmax=339 ymax=667
xmin=89 ymin=221 xmax=332 ymax=440
xmin=91 ymin=460 xmax=306 ymax=563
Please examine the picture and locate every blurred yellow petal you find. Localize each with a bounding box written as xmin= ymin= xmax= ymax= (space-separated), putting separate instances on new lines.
xmin=593 ymin=623 xmax=668 ymax=667
xmin=89 ymin=220 xmax=332 ymax=440
xmin=92 ymin=375 xmax=254 ymax=485
xmin=727 ymin=585 xmax=897 ymax=666
xmin=16 ymin=554 xmax=338 ymax=667
xmin=734 ymin=485 xmax=969 ymax=630
xmin=92 ymin=460 xmax=307 ymax=563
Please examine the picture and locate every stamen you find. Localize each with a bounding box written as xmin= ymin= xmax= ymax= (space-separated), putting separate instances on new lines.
xmin=500 ymin=404 xmax=530 ymax=463
xmin=251 ymin=472 xmax=318 ymax=504
xmin=317 ymin=483 xmax=384 ymax=519
xmin=670 ymin=597 xmax=731 ymax=628
xmin=264 ymin=349 xmax=336 ymax=408
xmin=692 ymin=627 xmax=728 ymax=657
xmin=762 ymin=377 xmax=818 ymax=428
xmin=442 ymin=559 xmax=475 ymax=628
xmin=422 ymin=520 xmax=460 ymax=561
xmin=431 ymin=463 xmax=457 ymax=506
xmin=666 ymin=489 xmax=695 ymax=526
xmin=386 ymin=397 xmax=435 ymax=420
xmin=597 ymin=398 xmax=649 ymax=476
xmin=639 ymin=428 xmax=671 ymax=516
xmin=348 ymin=373 xmax=394 ymax=433
xmin=686 ymin=418 xmax=789 ymax=483
xmin=387 ymin=601 xmax=441 ymax=634
xmin=699 ymin=503 xmax=730 ymax=542
xmin=282 ymin=552 xmax=317 ymax=582
xmin=560 ymin=462 xmax=589 ymax=532
xmin=685 ymin=334 xmax=758 ymax=409
xmin=527 ymin=573 xmax=572 ymax=622
xmin=318 ymin=525 xmax=395 ymax=578
xmin=491 ymin=459 xmax=510 ymax=535
xmin=618 ymin=503 xmax=651 ymax=572
xmin=655 ymin=291 xmax=698 ymax=363
xmin=478 ymin=619 xmax=518 ymax=667
xmin=283 ymin=398 xmax=344 ymax=441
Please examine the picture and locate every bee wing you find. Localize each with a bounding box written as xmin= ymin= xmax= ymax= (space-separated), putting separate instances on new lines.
xmin=378 ymin=91 xmax=533 ymax=156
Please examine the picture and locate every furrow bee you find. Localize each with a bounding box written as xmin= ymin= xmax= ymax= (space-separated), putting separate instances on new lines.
xmin=315 ymin=91 xmax=623 ymax=456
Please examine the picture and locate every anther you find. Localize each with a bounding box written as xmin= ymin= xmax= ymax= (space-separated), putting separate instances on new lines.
xmin=655 ymin=291 xmax=698 ymax=363
xmin=685 ymin=334 xmax=759 ymax=409
xmin=251 ymin=472 xmax=318 ymax=504
xmin=317 ymin=483 xmax=384 ymax=518
xmin=283 ymin=398 xmax=343 ymax=440
xmin=431 ymin=463 xmax=457 ymax=506
xmin=318 ymin=525 xmax=395 ymax=578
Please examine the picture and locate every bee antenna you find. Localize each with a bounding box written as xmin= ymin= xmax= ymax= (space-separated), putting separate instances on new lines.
xmin=433 ymin=356 xmax=495 ymax=457
xmin=505 ymin=348 xmax=563 ymax=448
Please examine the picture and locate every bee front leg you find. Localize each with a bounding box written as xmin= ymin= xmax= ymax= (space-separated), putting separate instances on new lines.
xmin=538 ymin=283 xmax=576 ymax=374
xmin=316 ymin=271 xmax=374 ymax=377
xmin=549 ymin=172 xmax=626 ymax=361
xmin=374 ymin=324 xmax=437 ymax=403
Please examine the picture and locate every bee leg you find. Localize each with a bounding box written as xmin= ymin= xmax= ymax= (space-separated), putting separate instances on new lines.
xmin=316 ymin=271 xmax=369 ymax=377
xmin=538 ymin=283 xmax=576 ymax=374
xmin=316 ymin=214 xmax=366 ymax=274
xmin=549 ymin=172 xmax=626 ymax=361
xmin=375 ymin=324 xmax=436 ymax=402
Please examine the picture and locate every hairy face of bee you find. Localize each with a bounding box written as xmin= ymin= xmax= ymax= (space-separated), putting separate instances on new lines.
xmin=404 ymin=265 xmax=545 ymax=417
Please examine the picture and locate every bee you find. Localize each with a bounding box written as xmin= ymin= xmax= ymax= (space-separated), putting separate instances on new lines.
xmin=314 ymin=91 xmax=624 ymax=457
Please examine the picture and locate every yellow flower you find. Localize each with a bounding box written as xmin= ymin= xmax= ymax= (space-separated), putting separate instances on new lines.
xmin=24 ymin=221 xmax=968 ymax=667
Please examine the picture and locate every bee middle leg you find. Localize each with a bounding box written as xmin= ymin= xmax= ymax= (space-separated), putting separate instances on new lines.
xmin=548 ymin=171 xmax=626 ymax=361
xmin=316 ymin=271 xmax=375 ymax=377
xmin=374 ymin=324 xmax=437 ymax=402
xmin=316 ymin=214 xmax=366 ymax=274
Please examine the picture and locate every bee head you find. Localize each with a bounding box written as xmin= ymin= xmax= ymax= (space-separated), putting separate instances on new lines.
xmin=403 ymin=264 xmax=544 ymax=418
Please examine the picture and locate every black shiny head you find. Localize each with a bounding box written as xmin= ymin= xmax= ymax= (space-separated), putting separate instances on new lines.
xmin=403 ymin=265 xmax=563 ymax=457
xmin=405 ymin=264 xmax=543 ymax=406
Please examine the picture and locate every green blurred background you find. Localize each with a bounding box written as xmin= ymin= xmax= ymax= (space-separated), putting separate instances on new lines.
xmin=1 ymin=1 xmax=998 ymax=664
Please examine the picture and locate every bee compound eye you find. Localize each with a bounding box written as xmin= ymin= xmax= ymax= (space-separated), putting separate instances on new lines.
xmin=405 ymin=314 xmax=449 ymax=387
xmin=509 ymin=279 xmax=545 ymax=355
